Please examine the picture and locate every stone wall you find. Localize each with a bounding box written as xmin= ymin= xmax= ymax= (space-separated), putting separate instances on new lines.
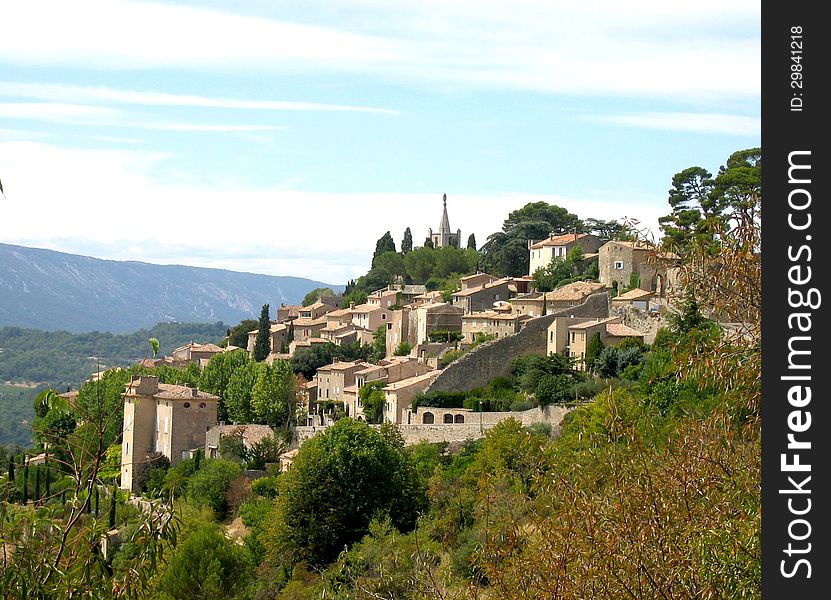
xmin=609 ymin=304 xmax=670 ymax=344
xmin=291 ymin=405 xmax=572 ymax=448
xmin=425 ymin=291 xmax=609 ymax=393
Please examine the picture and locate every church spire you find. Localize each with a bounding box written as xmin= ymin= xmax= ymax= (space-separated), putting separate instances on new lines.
xmin=439 ymin=193 xmax=451 ymax=233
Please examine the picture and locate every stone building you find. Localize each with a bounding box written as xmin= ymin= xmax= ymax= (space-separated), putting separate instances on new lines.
xmin=120 ymin=376 xmax=218 ymax=492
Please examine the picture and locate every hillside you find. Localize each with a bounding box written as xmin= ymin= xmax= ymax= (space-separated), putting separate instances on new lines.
xmin=0 ymin=243 xmax=343 ymax=333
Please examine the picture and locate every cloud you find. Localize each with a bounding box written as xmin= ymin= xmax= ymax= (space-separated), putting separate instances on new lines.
xmin=0 ymin=82 xmax=399 ymax=115
xmin=584 ymin=112 xmax=761 ymax=136
xmin=0 ymin=141 xmax=667 ymax=282
xmin=0 ymin=102 xmax=284 ymax=133
xmin=0 ymin=1 xmax=760 ymax=101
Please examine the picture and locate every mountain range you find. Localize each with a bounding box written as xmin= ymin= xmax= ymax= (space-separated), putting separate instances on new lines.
xmin=0 ymin=243 xmax=342 ymax=333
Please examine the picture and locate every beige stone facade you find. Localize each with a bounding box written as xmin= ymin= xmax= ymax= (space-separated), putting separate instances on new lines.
xmin=452 ymin=279 xmax=512 ymax=313
xmin=461 ymin=309 xmax=532 ymax=343
xmin=382 ymin=369 xmax=442 ymax=424
xmin=414 ymin=302 xmax=464 ymax=345
xmin=546 ymin=316 xmax=645 ymax=369
xmin=121 ymin=376 xmax=218 ymax=492
xmin=528 ymin=233 xmax=603 ymax=275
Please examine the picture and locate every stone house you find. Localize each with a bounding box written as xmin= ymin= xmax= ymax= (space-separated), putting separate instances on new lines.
xmin=350 ymin=303 xmax=391 ymax=333
xmin=510 ymin=281 xmax=606 ymax=316
xmin=451 ymin=278 xmax=512 ymax=314
xmin=315 ymin=360 xmax=374 ymax=407
xmin=170 ymin=342 xmax=224 ymax=367
xmin=414 ymin=302 xmax=464 ymax=345
xmin=276 ymin=304 xmax=301 ymax=323
xmin=546 ymin=316 xmax=644 ymax=369
xmin=246 ymin=323 xmax=289 ymax=356
xmin=382 ymin=369 xmax=442 ymax=424
xmin=528 ymin=233 xmax=603 ymax=275
xmin=611 ymin=288 xmax=655 ymax=310
xmin=598 ymin=241 xmax=680 ymax=296
xmin=367 ymin=288 xmax=399 ymax=308
xmin=459 ymin=273 xmax=498 ymax=290
xmin=461 ymin=308 xmax=532 ymax=343
xmin=120 ymin=376 xmax=218 ymax=492
xmin=205 ymin=424 xmax=275 ymax=459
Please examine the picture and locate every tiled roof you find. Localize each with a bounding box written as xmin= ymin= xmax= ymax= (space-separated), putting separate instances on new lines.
xmin=613 ymin=288 xmax=654 ymax=300
xmin=606 ymin=323 xmax=646 ymax=338
xmin=317 ymin=360 xmax=374 ymax=372
xmin=452 ymin=278 xmax=511 ymax=297
xmin=568 ymin=317 xmax=618 ymax=331
xmin=293 ymin=317 xmax=328 ymax=327
xmin=383 ymin=370 xmax=441 ymax=391
xmin=529 ymin=233 xmax=590 ymax=250
xmin=546 ymin=281 xmax=606 ymax=301
xmin=350 ymin=303 xmax=383 ymax=314
xmin=153 ymin=383 xmax=220 ymax=401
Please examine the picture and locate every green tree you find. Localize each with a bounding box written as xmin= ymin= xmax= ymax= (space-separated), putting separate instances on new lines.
xmin=251 ymin=359 xmax=296 ymax=429
xmin=224 ymin=360 xmax=262 ymax=423
xmin=372 ymin=232 xmax=397 ymax=267
xmin=467 ymin=233 xmax=477 ymax=250
xmin=393 ymin=342 xmax=413 ymax=356
xmin=373 ymin=251 xmax=407 ymax=280
xmin=158 ymin=523 xmax=251 ymax=600
xmin=401 ymin=227 xmax=413 ymax=254
xmin=187 ymin=459 xmax=244 ymax=516
xmin=252 ymin=304 xmax=271 ymax=362
xmin=403 ymin=246 xmax=436 ymax=282
xmin=225 ymin=319 xmax=259 ymax=349
xmin=423 ymin=237 xmax=434 ymax=249
xmin=358 ymin=381 xmax=387 ymax=424
xmin=302 ymin=287 xmax=335 ymax=307
xmin=370 ymin=325 xmax=387 ymax=363
xmin=272 ymin=420 xmax=421 ymax=568
xmin=584 ymin=218 xmax=631 ymax=242
xmin=585 ymin=332 xmax=605 ymax=372
xmin=199 ymin=349 xmax=250 ymax=422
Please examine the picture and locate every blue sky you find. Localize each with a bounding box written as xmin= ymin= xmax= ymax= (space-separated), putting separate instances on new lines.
xmin=0 ymin=0 xmax=760 ymax=284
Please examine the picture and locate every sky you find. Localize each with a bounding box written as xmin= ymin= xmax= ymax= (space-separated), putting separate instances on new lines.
xmin=0 ymin=0 xmax=760 ymax=285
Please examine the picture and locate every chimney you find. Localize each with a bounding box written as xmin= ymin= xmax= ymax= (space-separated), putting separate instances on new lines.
xmin=134 ymin=376 xmax=160 ymax=396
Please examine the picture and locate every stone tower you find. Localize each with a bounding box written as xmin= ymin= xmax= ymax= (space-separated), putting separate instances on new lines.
xmin=428 ymin=194 xmax=461 ymax=248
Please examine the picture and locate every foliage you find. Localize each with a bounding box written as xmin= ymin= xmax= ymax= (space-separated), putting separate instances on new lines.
xmin=133 ymin=451 xmax=171 ymax=495
xmin=358 ymin=380 xmax=386 ymax=424
xmin=393 ymin=341 xmax=413 ymax=356
xmin=0 ymin=321 xmax=227 ymax=391
xmin=372 ymin=231 xmax=397 ymax=267
xmin=224 ymin=360 xmax=261 ymax=424
xmin=585 ymin=331 xmax=604 ymax=372
xmin=401 ymin=227 xmax=413 ymax=254
xmin=187 ymin=459 xmax=244 ymax=517
xmin=157 ymin=523 xmax=251 ymax=600
xmin=467 ymin=233 xmax=477 ymax=250
xmin=290 ymin=342 xmax=370 ymax=380
xmin=301 ymin=287 xmax=335 ymax=307
xmin=427 ymin=330 xmax=463 ymax=343
xmin=251 ymin=359 xmax=296 ymax=429
xmin=370 ymin=325 xmax=387 ymax=363
xmin=479 ymin=201 xmax=582 ymax=276
xmin=266 ymin=419 xmax=421 ymax=568
xmin=225 ymin=318 xmax=259 ymax=349
xmin=250 ymin=476 xmax=280 ymax=500
xmin=253 ymin=304 xmax=271 ymax=362
xmin=199 ymin=349 xmax=250 ymax=422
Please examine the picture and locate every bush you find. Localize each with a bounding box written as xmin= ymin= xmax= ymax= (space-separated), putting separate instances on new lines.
xmin=509 ymin=398 xmax=535 ymax=412
xmin=250 ymin=475 xmax=280 ymax=499
xmin=187 ymin=459 xmax=243 ymax=517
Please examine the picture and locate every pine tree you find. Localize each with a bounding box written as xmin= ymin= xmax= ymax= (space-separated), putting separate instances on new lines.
xmin=34 ymin=468 xmax=41 ymax=503
xmin=467 ymin=233 xmax=477 ymax=250
xmin=22 ymin=464 xmax=29 ymax=505
xmin=401 ymin=227 xmax=413 ymax=254
xmin=372 ymin=231 xmax=397 ymax=267
xmin=253 ymin=304 xmax=271 ymax=362
xmin=109 ymin=486 xmax=118 ymax=529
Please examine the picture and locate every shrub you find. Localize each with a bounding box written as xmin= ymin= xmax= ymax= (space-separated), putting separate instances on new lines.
xmin=187 ymin=459 xmax=243 ymax=517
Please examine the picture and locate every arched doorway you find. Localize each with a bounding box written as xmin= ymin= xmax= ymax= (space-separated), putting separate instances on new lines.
xmin=422 ymin=412 xmax=434 ymax=424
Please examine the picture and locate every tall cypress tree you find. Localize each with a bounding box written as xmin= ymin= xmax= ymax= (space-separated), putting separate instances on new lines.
xmin=401 ymin=227 xmax=413 ymax=254
xmin=34 ymin=468 xmax=41 ymax=503
xmin=94 ymin=486 xmax=100 ymax=515
xmin=372 ymin=231 xmax=397 ymax=267
xmin=7 ymin=456 xmax=14 ymax=483
xmin=109 ymin=486 xmax=118 ymax=529
xmin=253 ymin=303 xmax=271 ymax=362
xmin=467 ymin=233 xmax=477 ymax=250
xmin=22 ymin=464 xmax=29 ymax=505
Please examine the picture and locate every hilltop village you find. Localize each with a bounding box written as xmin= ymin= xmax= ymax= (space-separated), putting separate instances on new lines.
xmin=116 ymin=196 xmax=682 ymax=491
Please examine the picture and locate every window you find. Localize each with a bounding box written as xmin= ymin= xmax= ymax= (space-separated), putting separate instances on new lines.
xmin=614 ymin=261 xmax=624 ymax=270
xmin=183 ymin=402 xmax=190 ymax=408
xmin=199 ymin=402 xmax=207 ymax=408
